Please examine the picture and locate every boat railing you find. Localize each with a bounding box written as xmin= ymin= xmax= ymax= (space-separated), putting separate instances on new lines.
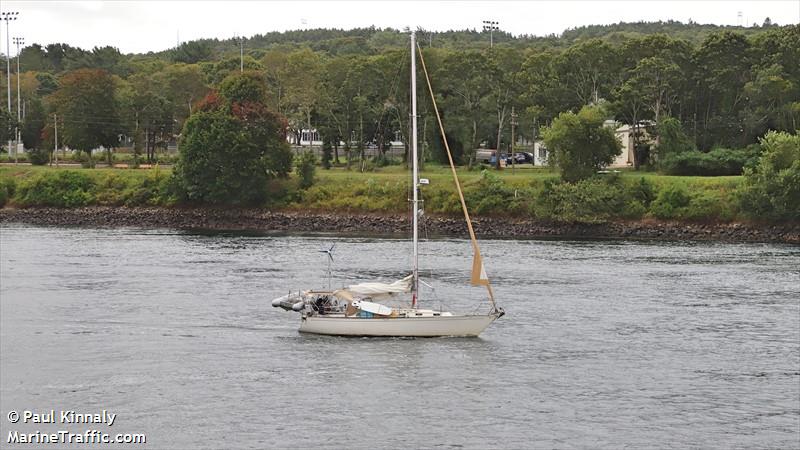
xmin=313 ymin=304 xmax=347 ymax=314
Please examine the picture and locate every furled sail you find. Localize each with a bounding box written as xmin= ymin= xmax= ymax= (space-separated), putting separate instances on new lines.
xmin=471 ymin=252 xmax=489 ymax=286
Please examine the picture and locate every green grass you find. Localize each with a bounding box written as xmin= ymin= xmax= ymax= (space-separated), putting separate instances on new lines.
xmin=0 ymin=164 xmax=751 ymax=223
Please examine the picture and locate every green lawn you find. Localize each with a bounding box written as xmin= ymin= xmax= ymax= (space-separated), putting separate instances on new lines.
xmin=0 ymin=163 xmax=741 ymax=187
xmin=0 ymin=163 xmax=747 ymax=222
xmin=313 ymin=164 xmax=741 ymax=199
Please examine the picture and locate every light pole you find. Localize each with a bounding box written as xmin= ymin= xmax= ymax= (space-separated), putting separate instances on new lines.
xmin=234 ymin=35 xmax=244 ymax=72
xmin=13 ymin=36 xmax=22 ymax=157
xmin=482 ymin=20 xmax=499 ymax=48
xmin=2 ymin=11 xmax=18 ymax=160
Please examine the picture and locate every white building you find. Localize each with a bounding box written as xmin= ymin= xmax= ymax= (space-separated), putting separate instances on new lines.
xmin=296 ymin=129 xmax=323 ymax=147
xmin=533 ymin=141 xmax=548 ymax=166
xmin=289 ymin=128 xmax=406 ymax=158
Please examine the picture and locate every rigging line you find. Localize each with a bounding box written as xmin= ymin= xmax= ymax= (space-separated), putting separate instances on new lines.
xmin=56 ymin=120 xmax=143 ymax=126
xmin=53 ymin=117 xmax=174 ymax=125
xmin=390 ymin=49 xmax=411 ymax=146
xmin=45 ymin=115 xmax=119 ymax=121
xmin=416 ymin=42 xmax=498 ymax=312
xmin=50 ymin=115 xmax=127 ymax=121
xmin=368 ymin=48 xmax=409 ymax=151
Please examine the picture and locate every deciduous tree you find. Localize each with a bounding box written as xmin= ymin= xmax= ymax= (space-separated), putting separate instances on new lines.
xmin=48 ymin=69 xmax=121 ymax=162
xmin=542 ymin=105 xmax=621 ymax=182
xmin=174 ymin=72 xmax=292 ymax=205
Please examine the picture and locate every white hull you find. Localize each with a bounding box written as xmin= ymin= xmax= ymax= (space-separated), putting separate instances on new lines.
xmin=299 ymin=313 xmax=499 ymax=337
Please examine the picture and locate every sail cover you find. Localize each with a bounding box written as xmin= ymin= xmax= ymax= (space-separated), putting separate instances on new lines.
xmin=335 ymin=274 xmax=413 ymax=300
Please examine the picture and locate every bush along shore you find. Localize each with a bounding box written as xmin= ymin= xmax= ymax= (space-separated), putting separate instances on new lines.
xmin=0 ymin=164 xmax=798 ymax=243
xmin=1 ymin=207 xmax=798 ymax=244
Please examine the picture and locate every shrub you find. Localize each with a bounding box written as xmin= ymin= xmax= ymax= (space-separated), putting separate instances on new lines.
xmin=738 ymin=131 xmax=800 ymax=221
xmin=123 ymin=170 xmax=175 ymax=206
xmin=300 ymin=177 xmax=406 ymax=212
xmin=533 ymin=176 xmax=642 ymax=223
xmin=27 ymin=148 xmax=51 ymax=165
xmin=659 ymin=147 xmax=755 ymax=176
xmin=0 ymin=177 xmax=16 ymax=207
xmin=631 ymin=177 xmax=656 ymax=207
xmin=425 ymin=186 xmax=461 ymax=214
xmin=16 ymin=171 xmax=96 ymax=207
xmin=76 ymin=152 xmax=96 ymax=168
xmin=683 ymin=190 xmax=737 ymax=222
xmin=463 ymin=170 xmax=521 ymax=216
xmin=296 ymin=151 xmax=317 ymax=189
xmin=649 ymin=185 xmax=691 ymax=219
xmin=93 ymin=173 xmax=129 ymax=205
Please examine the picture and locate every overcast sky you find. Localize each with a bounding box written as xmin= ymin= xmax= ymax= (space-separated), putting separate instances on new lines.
xmin=1 ymin=0 xmax=799 ymax=55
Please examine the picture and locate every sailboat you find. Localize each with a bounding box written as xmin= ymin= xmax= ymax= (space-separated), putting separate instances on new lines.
xmin=271 ymin=31 xmax=504 ymax=337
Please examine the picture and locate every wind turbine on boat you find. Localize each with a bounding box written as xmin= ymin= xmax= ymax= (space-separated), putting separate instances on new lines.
xmin=319 ymin=243 xmax=335 ymax=288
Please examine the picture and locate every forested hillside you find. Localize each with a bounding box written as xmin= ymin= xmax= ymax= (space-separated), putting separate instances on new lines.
xmin=1 ymin=21 xmax=797 ymax=167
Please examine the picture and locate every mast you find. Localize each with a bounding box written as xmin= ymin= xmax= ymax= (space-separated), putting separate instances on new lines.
xmin=410 ymin=31 xmax=419 ymax=308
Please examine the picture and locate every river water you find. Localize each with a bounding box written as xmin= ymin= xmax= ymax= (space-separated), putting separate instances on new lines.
xmin=1 ymin=224 xmax=798 ymax=449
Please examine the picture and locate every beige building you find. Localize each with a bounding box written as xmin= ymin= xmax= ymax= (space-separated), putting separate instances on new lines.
xmin=610 ymin=122 xmax=635 ymax=167
xmin=606 ymin=120 xmax=654 ymax=168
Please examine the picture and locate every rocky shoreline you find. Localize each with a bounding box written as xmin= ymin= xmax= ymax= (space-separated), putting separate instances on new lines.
xmin=1 ymin=206 xmax=798 ymax=243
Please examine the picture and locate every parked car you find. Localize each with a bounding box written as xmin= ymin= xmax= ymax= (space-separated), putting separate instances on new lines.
xmin=506 ymin=152 xmax=534 ymax=164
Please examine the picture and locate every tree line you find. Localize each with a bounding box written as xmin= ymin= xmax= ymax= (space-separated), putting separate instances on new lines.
xmin=0 ymin=22 xmax=797 ymax=170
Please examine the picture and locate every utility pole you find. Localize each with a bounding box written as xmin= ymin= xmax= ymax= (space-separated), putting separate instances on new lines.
xmin=482 ymin=20 xmax=499 ymax=48
xmin=53 ymin=113 xmax=58 ymax=167
xmin=2 ymin=11 xmax=18 ymax=162
xmin=510 ymin=106 xmax=517 ymax=174
xmin=235 ymin=35 xmax=244 ymax=72
xmin=14 ymin=36 xmax=23 ymax=160
xmin=532 ymin=117 xmax=538 ymax=166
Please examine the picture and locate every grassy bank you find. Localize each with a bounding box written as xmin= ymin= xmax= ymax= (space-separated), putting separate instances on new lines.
xmin=0 ymin=164 xmax=752 ymax=223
